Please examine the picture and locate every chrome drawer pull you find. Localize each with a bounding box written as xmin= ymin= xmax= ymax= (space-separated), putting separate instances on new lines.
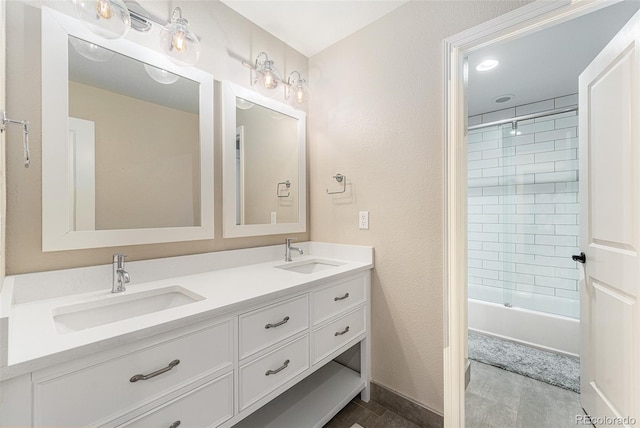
xmin=265 ymin=359 xmax=290 ymax=376
xmin=130 ymin=359 xmax=180 ymax=382
xmin=265 ymin=316 xmax=290 ymax=329
xmin=169 ymin=421 xmax=181 ymax=428
xmin=335 ymin=326 xmax=350 ymax=336
xmin=334 ymin=293 xmax=350 ymax=301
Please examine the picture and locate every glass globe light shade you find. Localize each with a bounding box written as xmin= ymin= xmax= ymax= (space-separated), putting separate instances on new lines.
xmin=69 ymin=36 xmax=115 ymax=62
xmin=262 ymin=68 xmax=279 ymax=89
xmin=162 ymin=13 xmax=201 ymax=66
xmin=290 ymin=80 xmax=308 ymax=104
xmin=143 ymin=64 xmax=180 ymax=85
xmin=73 ymin=0 xmax=131 ymax=39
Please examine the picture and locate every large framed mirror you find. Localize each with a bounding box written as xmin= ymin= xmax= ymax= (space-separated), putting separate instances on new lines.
xmin=222 ymin=82 xmax=306 ymax=238
xmin=41 ymin=8 xmax=214 ymax=251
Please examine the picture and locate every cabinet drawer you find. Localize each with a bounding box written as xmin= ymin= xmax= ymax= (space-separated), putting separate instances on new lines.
xmin=118 ymin=372 xmax=233 ymax=428
xmin=312 ymin=275 xmax=366 ymax=325
xmin=239 ymin=295 xmax=309 ymax=360
xmin=34 ymin=320 xmax=233 ymax=427
xmin=238 ymin=335 xmax=309 ymax=411
xmin=312 ymin=307 xmax=365 ymax=364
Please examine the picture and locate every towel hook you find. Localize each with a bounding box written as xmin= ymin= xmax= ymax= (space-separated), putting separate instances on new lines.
xmin=1 ymin=111 xmax=30 ymax=168
xmin=326 ymin=173 xmax=346 ymax=194
xmin=277 ymin=180 xmax=291 ymax=197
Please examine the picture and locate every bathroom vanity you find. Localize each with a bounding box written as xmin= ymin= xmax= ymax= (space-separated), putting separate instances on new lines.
xmin=0 ymin=242 xmax=373 ymax=427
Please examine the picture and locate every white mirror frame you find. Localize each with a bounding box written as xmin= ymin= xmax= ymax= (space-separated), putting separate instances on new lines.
xmin=41 ymin=8 xmax=214 ymax=251
xmin=222 ymin=81 xmax=307 ymax=238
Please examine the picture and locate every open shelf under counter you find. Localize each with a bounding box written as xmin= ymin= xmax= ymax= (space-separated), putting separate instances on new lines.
xmin=233 ymin=361 xmax=365 ymax=428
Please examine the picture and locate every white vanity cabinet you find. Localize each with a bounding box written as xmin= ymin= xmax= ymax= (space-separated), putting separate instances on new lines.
xmin=32 ymin=319 xmax=235 ymax=428
xmin=230 ymin=271 xmax=370 ymax=428
xmin=0 ymin=254 xmax=371 ymax=428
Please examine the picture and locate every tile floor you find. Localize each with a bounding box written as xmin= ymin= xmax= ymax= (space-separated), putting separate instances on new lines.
xmin=324 ymin=360 xmax=586 ymax=428
xmin=466 ymin=360 xmax=588 ymax=427
xmin=324 ymin=398 xmax=420 ymax=428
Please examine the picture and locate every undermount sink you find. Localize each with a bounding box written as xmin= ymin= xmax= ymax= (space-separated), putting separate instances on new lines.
xmin=53 ymin=286 xmax=205 ymax=334
xmin=275 ymin=259 xmax=345 ymax=274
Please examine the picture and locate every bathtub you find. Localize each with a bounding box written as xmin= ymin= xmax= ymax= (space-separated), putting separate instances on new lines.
xmin=468 ymin=298 xmax=580 ymax=357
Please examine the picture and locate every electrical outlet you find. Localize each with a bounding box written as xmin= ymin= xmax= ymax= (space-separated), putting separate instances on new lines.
xmin=271 ymin=212 xmax=277 ymax=224
xmin=359 ymin=211 xmax=369 ymax=230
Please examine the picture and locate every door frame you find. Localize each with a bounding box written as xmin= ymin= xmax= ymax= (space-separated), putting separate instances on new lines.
xmin=443 ymin=0 xmax=624 ymax=425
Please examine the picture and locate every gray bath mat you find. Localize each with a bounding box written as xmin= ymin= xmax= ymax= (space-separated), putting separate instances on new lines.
xmin=468 ymin=330 xmax=580 ymax=393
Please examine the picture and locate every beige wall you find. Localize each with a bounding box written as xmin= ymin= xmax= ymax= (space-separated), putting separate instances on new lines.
xmin=69 ymin=81 xmax=200 ymax=230
xmin=5 ymin=0 xmax=308 ymax=274
xmin=238 ymin=106 xmax=298 ymax=225
xmin=308 ymin=0 xmax=530 ymax=414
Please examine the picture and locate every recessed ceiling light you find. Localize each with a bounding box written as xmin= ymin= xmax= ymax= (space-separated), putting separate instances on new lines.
xmin=493 ymin=94 xmax=515 ymax=104
xmin=476 ymin=59 xmax=499 ymax=72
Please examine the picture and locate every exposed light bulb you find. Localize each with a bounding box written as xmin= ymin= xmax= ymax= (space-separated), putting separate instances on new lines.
xmin=285 ymin=72 xmax=308 ymax=105
xmin=162 ymin=8 xmax=200 ymax=65
xmin=95 ymin=0 xmax=113 ymax=19
xmin=172 ymin=30 xmax=187 ymax=52
xmin=73 ymin=0 xmax=130 ymax=39
xmin=262 ymin=69 xmax=278 ymax=89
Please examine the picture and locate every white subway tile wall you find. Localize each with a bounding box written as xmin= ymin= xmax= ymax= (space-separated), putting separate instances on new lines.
xmin=468 ymin=95 xmax=579 ymax=319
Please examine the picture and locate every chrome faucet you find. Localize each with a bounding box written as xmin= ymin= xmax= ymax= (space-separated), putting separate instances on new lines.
xmin=112 ymin=254 xmax=130 ymax=293
xmin=285 ymin=238 xmax=303 ymax=262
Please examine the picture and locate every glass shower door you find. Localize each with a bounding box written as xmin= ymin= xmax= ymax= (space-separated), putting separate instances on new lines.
xmin=468 ymin=109 xmax=580 ymax=319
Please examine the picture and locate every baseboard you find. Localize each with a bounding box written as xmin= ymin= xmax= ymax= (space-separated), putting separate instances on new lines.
xmin=370 ymin=381 xmax=443 ymax=428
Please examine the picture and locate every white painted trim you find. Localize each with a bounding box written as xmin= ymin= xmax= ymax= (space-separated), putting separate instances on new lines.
xmin=443 ymin=1 xmax=623 ymax=425
xmin=41 ymin=8 xmax=215 ymax=251
xmin=221 ymin=81 xmax=307 ymax=238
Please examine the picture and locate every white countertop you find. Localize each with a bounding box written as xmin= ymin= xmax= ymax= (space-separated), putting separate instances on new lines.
xmin=0 ymin=242 xmax=373 ymax=380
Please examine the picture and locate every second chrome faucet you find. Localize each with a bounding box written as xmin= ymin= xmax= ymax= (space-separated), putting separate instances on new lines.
xmin=112 ymin=254 xmax=130 ymax=293
xmin=284 ymin=238 xmax=303 ymax=262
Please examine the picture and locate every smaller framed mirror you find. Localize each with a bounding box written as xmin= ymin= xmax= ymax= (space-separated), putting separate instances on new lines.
xmin=222 ymin=82 xmax=306 ymax=238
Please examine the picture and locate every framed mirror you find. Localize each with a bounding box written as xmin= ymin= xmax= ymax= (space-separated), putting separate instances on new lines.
xmin=222 ymin=82 xmax=306 ymax=238
xmin=41 ymin=8 xmax=214 ymax=251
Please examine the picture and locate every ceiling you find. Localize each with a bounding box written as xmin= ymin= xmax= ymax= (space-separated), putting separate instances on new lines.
xmin=467 ymin=1 xmax=640 ymax=116
xmin=220 ymin=0 xmax=409 ymax=57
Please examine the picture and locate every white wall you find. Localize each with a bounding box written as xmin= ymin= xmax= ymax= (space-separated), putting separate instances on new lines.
xmin=308 ymin=0 xmax=531 ymax=415
xmin=467 ymin=95 xmax=580 ymax=319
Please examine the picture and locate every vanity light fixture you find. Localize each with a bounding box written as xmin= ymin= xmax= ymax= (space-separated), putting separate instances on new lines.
xmin=242 ymin=54 xmax=310 ymax=104
xmin=243 ymin=52 xmax=282 ymax=90
xmin=161 ymin=7 xmax=201 ymax=66
xmin=73 ymin=0 xmax=131 ymax=39
xmin=476 ymin=59 xmax=499 ymax=72
xmin=74 ymin=1 xmax=201 ymax=65
xmin=285 ymin=71 xmax=309 ymax=105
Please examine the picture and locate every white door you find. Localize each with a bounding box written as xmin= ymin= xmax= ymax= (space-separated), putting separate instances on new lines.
xmin=579 ymin=9 xmax=640 ymax=427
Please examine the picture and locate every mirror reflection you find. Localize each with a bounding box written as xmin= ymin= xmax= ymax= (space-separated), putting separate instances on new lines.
xmin=235 ymin=98 xmax=299 ymax=225
xmin=67 ymin=35 xmax=201 ymax=231
xmin=222 ymin=81 xmax=306 ymax=238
